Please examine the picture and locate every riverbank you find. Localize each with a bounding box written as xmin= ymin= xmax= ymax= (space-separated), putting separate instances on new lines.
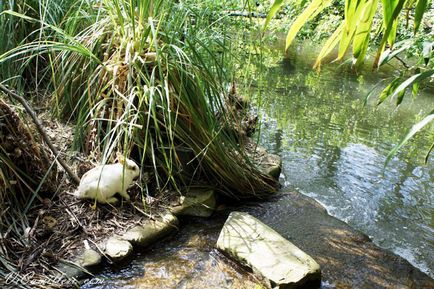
xmin=81 ymin=190 xmax=434 ymax=288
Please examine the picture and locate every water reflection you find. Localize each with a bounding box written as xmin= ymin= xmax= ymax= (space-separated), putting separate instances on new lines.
xmin=252 ymin=43 xmax=434 ymax=277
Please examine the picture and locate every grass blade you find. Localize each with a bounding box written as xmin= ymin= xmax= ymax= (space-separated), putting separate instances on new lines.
xmin=386 ymin=111 xmax=434 ymax=166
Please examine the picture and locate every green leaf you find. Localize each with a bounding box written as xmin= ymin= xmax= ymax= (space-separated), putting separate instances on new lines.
xmin=378 ymin=39 xmax=412 ymax=67
xmin=422 ymin=41 xmax=433 ymax=65
xmin=353 ymin=0 xmax=379 ymax=67
xmin=285 ymin=0 xmax=332 ymax=51
xmin=363 ymin=78 xmax=386 ymax=106
xmin=386 ymin=111 xmax=434 ymax=166
xmin=374 ymin=0 xmax=406 ymax=68
xmin=314 ymin=22 xmax=344 ymax=69
xmin=381 ymin=0 xmax=400 ymax=46
xmin=377 ymin=77 xmax=401 ymax=105
xmin=338 ymin=0 xmax=366 ymax=60
xmin=396 ymin=89 xmax=405 ymax=106
xmin=264 ymin=0 xmax=285 ymax=32
xmin=424 ymin=141 xmax=434 ymax=164
xmin=412 ymin=82 xmax=419 ymax=97
xmin=390 ymin=70 xmax=434 ymax=99
xmin=414 ymin=0 xmax=428 ymax=33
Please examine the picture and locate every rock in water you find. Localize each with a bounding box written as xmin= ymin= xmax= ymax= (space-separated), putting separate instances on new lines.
xmin=78 ymin=249 xmax=101 ymax=268
xmin=216 ymin=212 xmax=321 ymax=288
xmin=122 ymin=213 xmax=179 ymax=247
xmin=170 ymin=189 xmax=216 ymax=217
xmin=104 ymin=236 xmax=133 ymax=262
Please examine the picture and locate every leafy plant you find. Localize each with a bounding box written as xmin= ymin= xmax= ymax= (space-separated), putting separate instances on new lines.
xmin=265 ymin=0 xmax=433 ymax=162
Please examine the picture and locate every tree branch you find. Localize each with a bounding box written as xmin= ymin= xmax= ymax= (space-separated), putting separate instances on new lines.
xmin=0 ymin=84 xmax=80 ymax=185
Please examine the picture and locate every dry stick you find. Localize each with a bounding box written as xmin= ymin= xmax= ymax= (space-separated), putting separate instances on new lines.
xmin=0 ymin=84 xmax=80 ymax=185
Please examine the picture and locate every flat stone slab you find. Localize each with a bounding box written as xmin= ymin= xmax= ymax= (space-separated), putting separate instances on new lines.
xmin=171 ymin=189 xmax=216 ymax=217
xmin=122 ymin=213 xmax=179 ymax=247
xmin=57 ymin=249 xmax=102 ymax=280
xmin=244 ymin=191 xmax=434 ymax=288
xmin=217 ymin=211 xmax=321 ymax=288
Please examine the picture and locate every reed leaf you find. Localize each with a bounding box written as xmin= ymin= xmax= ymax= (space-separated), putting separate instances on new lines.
xmin=386 ymin=110 xmax=434 ymax=166
xmin=414 ymin=0 xmax=428 ymax=33
xmin=284 ymin=0 xmax=332 ymax=51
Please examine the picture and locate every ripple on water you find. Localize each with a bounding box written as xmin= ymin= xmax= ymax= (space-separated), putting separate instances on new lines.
xmin=256 ymin=55 xmax=434 ymax=277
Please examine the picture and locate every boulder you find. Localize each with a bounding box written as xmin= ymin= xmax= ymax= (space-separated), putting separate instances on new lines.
xmin=216 ymin=212 xmax=321 ymax=288
xmin=246 ymin=140 xmax=282 ymax=180
xmin=57 ymin=263 xmax=86 ymax=280
xmin=77 ymin=249 xmax=101 ymax=268
xmin=104 ymin=236 xmax=133 ymax=262
xmin=260 ymin=153 xmax=282 ymax=179
xmin=171 ymin=189 xmax=216 ymax=217
xmin=57 ymin=249 xmax=101 ymax=279
xmin=122 ymin=213 xmax=179 ymax=247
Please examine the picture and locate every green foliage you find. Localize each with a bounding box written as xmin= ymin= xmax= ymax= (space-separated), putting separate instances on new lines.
xmin=265 ymin=0 xmax=434 ymax=162
xmin=386 ymin=110 xmax=434 ymax=165
xmin=0 ymin=0 xmax=276 ymax=198
xmin=0 ymin=0 xmax=72 ymax=89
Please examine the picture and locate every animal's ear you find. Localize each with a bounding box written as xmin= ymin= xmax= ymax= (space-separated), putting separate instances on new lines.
xmin=116 ymin=152 xmax=126 ymax=165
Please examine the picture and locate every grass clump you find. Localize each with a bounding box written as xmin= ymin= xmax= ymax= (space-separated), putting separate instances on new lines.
xmin=4 ymin=0 xmax=276 ymax=197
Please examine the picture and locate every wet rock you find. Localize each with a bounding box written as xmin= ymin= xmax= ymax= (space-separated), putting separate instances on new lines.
xmin=246 ymin=140 xmax=282 ymax=180
xmin=217 ymin=212 xmax=321 ymax=288
xmin=260 ymin=153 xmax=282 ymax=179
xmin=56 ymin=249 xmax=101 ymax=280
xmin=57 ymin=263 xmax=86 ymax=280
xmin=77 ymin=249 xmax=101 ymax=268
xmin=252 ymin=145 xmax=282 ymax=179
xmin=171 ymin=189 xmax=216 ymax=217
xmin=123 ymin=213 xmax=179 ymax=247
xmin=104 ymin=236 xmax=133 ymax=262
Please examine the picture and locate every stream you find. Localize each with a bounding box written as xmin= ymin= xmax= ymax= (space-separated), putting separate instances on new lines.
xmin=82 ymin=42 xmax=433 ymax=287
xmin=253 ymin=42 xmax=434 ymax=278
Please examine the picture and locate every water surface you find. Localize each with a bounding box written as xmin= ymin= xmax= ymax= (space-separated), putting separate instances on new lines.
xmin=251 ymin=42 xmax=434 ymax=277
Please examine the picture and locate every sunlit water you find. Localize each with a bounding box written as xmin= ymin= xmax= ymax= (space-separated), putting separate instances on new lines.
xmin=251 ymin=42 xmax=434 ymax=277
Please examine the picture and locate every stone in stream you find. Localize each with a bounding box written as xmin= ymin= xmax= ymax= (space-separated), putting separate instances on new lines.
xmin=122 ymin=213 xmax=179 ymax=247
xmin=260 ymin=153 xmax=282 ymax=179
xmin=77 ymin=249 xmax=101 ymax=268
xmin=246 ymin=140 xmax=282 ymax=180
xmin=170 ymin=189 xmax=216 ymax=217
xmin=216 ymin=212 xmax=321 ymax=288
xmin=56 ymin=248 xmax=102 ymax=279
xmin=104 ymin=236 xmax=133 ymax=262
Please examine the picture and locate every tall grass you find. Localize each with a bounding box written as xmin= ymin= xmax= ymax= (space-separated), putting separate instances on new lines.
xmin=0 ymin=0 xmax=72 ymax=90
xmin=1 ymin=0 xmax=277 ymax=197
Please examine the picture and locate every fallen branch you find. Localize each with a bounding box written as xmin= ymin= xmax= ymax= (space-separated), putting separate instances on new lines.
xmin=0 ymin=84 xmax=80 ymax=185
xmin=225 ymin=10 xmax=284 ymax=19
xmin=226 ymin=11 xmax=269 ymax=19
